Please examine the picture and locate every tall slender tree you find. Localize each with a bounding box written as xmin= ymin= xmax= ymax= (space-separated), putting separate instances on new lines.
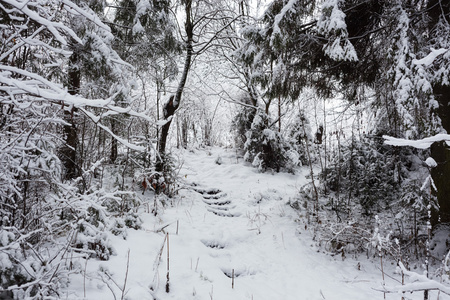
xmin=156 ymin=0 xmax=241 ymax=172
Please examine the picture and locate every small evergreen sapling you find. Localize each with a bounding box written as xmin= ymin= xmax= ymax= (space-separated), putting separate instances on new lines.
xmin=244 ymin=110 xmax=299 ymax=173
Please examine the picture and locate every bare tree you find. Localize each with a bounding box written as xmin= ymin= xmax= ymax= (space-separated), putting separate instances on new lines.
xmin=156 ymin=0 xmax=241 ymax=171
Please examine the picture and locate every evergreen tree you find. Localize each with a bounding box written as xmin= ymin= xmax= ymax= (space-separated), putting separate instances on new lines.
xmin=243 ymin=0 xmax=450 ymax=227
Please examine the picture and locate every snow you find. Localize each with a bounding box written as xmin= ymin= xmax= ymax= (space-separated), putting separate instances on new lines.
xmin=136 ymin=0 xmax=152 ymax=18
xmin=413 ymin=48 xmax=448 ymax=66
xmin=270 ymin=0 xmax=297 ymax=46
xmin=64 ymin=148 xmax=449 ymax=299
xmin=3 ymin=0 xmax=76 ymax=45
xmin=133 ymin=20 xmax=145 ymax=35
xmin=383 ymin=134 xmax=450 ymax=149
xmin=425 ymin=157 xmax=437 ymax=168
xmin=381 ymin=262 xmax=450 ymax=295
xmin=4 ymin=0 xmax=112 ymax=47
xmin=316 ymin=0 xmax=358 ymax=61
xmin=320 ymin=0 xmax=346 ymax=32
xmin=262 ymin=128 xmax=275 ymax=140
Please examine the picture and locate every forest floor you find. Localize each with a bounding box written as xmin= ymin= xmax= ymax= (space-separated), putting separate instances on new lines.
xmin=64 ymin=147 xmax=448 ymax=300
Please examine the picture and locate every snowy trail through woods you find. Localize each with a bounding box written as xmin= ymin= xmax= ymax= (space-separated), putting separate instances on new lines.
xmin=66 ymin=148 xmax=448 ymax=300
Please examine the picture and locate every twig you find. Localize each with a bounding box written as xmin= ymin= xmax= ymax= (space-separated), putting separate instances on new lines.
xmin=376 ymin=262 xmax=450 ymax=296
xmin=121 ymin=249 xmax=130 ymax=300
xmin=151 ymin=235 xmax=168 ymax=290
xmin=84 ymin=258 xmax=88 ymax=298
xmin=232 ymin=269 xmax=235 ymax=289
xmin=97 ymin=270 xmax=118 ymax=300
xmin=374 ymin=266 xmax=402 ymax=284
xmin=155 ymin=222 xmax=174 ymax=233
xmin=380 ymin=253 xmax=386 ymax=299
xmin=195 ymin=257 xmax=200 ymax=272
xmin=166 ymin=233 xmax=170 ymax=293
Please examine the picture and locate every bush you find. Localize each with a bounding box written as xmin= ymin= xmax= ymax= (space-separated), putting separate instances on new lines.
xmin=286 ymin=110 xmax=312 ymax=167
xmin=231 ymin=98 xmax=256 ymax=150
xmin=323 ymin=136 xmax=403 ymax=215
xmin=244 ymin=110 xmax=299 ymax=173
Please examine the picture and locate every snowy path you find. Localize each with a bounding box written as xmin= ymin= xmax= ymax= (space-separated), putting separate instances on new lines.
xmin=66 ymin=147 xmax=448 ymax=300
xmin=156 ymin=148 xmax=382 ymax=300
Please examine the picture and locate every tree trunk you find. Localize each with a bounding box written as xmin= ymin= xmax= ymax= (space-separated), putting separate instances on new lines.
xmin=156 ymin=0 xmax=193 ymax=172
xmin=430 ymin=141 xmax=450 ymax=225
xmin=278 ymin=95 xmax=281 ymax=132
xmin=110 ymin=118 xmax=118 ymax=163
xmin=430 ymin=83 xmax=450 ymax=226
xmin=426 ymin=1 xmax=450 ymax=226
xmin=61 ymin=51 xmax=80 ymax=180
xmin=204 ymin=118 xmax=212 ymax=146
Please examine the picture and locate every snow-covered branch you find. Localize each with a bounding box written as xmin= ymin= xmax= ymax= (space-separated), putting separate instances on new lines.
xmin=2 ymin=0 xmax=113 ymax=46
xmin=270 ymin=0 xmax=297 ymax=46
xmin=413 ymin=48 xmax=448 ymax=66
xmin=383 ymin=134 xmax=450 ymax=149
xmin=2 ymin=0 xmax=82 ymax=45
xmin=378 ymin=262 xmax=450 ymax=295
xmin=0 ymin=65 xmax=156 ymax=123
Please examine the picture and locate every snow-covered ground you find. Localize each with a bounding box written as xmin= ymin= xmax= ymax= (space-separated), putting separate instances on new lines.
xmin=65 ymin=147 xmax=449 ymax=300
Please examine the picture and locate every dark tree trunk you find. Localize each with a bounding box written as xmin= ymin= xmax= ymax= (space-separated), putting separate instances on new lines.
xmin=110 ymin=118 xmax=118 ymax=163
xmin=430 ymin=84 xmax=450 ymax=226
xmin=434 ymin=84 xmax=450 ymax=133
xmin=430 ymin=141 xmax=450 ymax=225
xmin=157 ymin=95 xmax=176 ymax=170
xmin=427 ymin=0 xmax=450 ymax=227
xmin=156 ymin=0 xmax=193 ymax=172
xmin=204 ymin=119 xmax=212 ymax=146
xmin=61 ymin=51 xmax=80 ymax=180
xmin=62 ymin=111 xmax=78 ymax=179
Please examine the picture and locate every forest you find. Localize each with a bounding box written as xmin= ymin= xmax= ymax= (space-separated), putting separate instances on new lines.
xmin=1 ymin=0 xmax=450 ymax=299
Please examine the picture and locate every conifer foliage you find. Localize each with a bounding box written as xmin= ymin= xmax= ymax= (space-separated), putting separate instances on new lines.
xmin=230 ymin=1 xmax=450 ymax=276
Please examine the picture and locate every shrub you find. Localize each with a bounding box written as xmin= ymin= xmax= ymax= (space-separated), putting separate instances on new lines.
xmin=244 ymin=110 xmax=299 ymax=173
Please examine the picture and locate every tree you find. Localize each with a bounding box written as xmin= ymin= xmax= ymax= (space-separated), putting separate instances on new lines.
xmin=107 ymin=0 xmax=181 ymax=180
xmin=424 ymin=0 xmax=450 ymax=224
xmin=156 ymin=0 xmax=241 ymax=172
xmin=0 ymin=0 xmax=152 ymax=296
xmin=244 ymin=0 xmax=450 ymax=226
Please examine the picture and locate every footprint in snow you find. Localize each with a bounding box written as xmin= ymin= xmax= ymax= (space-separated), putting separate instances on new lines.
xmin=193 ymin=187 xmax=241 ymax=217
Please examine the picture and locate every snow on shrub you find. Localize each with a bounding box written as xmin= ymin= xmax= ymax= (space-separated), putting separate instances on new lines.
xmin=244 ymin=110 xmax=300 ymax=173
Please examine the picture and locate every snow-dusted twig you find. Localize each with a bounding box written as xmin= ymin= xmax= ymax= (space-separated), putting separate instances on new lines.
xmin=166 ymin=233 xmax=170 ymax=293
xmin=150 ymin=234 xmax=168 ymax=291
xmin=121 ymin=250 xmax=130 ymax=300
xmin=232 ymin=268 xmax=235 ymax=289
